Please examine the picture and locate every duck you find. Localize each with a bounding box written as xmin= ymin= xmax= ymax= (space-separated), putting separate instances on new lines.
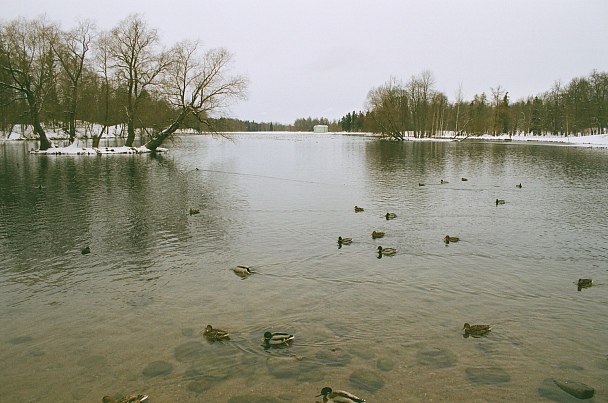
xmin=418 ymin=183 xmax=425 ymax=186
xmin=354 ymin=206 xmax=364 ymax=212
xmin=189 ymin=208 xmax=200 ymax=215
xmin=102 ymin=395 xmax=148 ymax=403
xmin=81 ymin=246 xmax=91 ymax=255
xmin=371 ymin=230 xmax=385 ymax=239
xmin=577 ymin=278 xmax=592 ymax=290
xmin=516 ymin=183 xmax=522 ymax=188
xmin=338 ymin=237 xmax=352 ymax=245
xmin=262 ymin=331 xmax=294 ymax=346
xmin=463 ymin=323 xmax=492 ymax=336
xmin=232 ymin=265 xmax=254 ymax=277
xmin=495 ymin=199 xmax=505 ymax=205
xmin=440 ymin=179 xmax=449 ymax=184
xmin=385 ymin=212 xmax=397 ymax=220
xmin=377 ymin=246 xmax=397 ymax=255
xmin=461 ymin=178 xmax=468 ymax=181
xmin=202 ymin=324 xmax=230 ymax=340
xmin=316 ymin=387 xmax=366 ymax=403
xmin=444 ymin=235 xmax=460 ymax=244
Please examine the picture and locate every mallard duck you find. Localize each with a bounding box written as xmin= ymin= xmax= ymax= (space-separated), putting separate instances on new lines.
xmin=418 ymin=183 xmax=425 ymax=186
xmin=354 ymin=206 xmax=364 ymax=212
xmin=516 ymin=183 xmax=522 ymax=188
xmin=81 ymin=246 xmax=91 ymax=255
xmin=377 ymin=246 xmax=396 ymax=255
xmin=189 ymin=208 xmax=200 ymax=215
xmin=371 ymin=230 xmax=385 ymax=239
xmin=232 ymin=265 xmax=254 ymax=277
xmin=338 ymin=237 xmax=352 ymax=245
xmin=316 ymin=387 xmax=366 ymax=403
xmin=102 ymin=395 xmax=148 ymax=403
xmin=202 ymin=324 xmax=230 ymax=340
xmin=463 ymin=323 xmax=492 ymax=336
xmin=262 ymin=331 xmax=294 ymax=346
xmin=461 ymin=178 xmax=468 ymax=181
xmin=444 ymin=235 xmax=460 ymax=244
xmin=577 ymin=278 xmax=592 ymax=290
xmin=495 ymin=199 xmax=505 ymax=205
xmin=385 ymin=212 xmax=397 ymax=220
xmin=440 ymin=179 xmax=449 ymax=184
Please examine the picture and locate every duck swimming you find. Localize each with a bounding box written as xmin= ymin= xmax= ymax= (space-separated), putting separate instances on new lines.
xmin=202 ymin=325 xmax=230 ymax=340
xmin=577 ymin=278 xmax=592 ymax=291
xmin=262 ymin=331 xmax=294 ymax=346
xmin=232 ymin=265 xmax=254 ymax=277
xmin=316 ymin=387 xmax=366 ymax=403
xmin=189 ymin=208 xmax=200 ymax=215
xmin=338 ymin=237 xmax=352 ymax=245
xmin=444 ymin=235 xmax=460 ymax=244
xmin=516 ymin=183 xmax=522 ymax=188
xmin=371 ymin=231 xmax=385 ymax=239
xmin=463 ymin=323 xmax=492 ymax=336
xmin=81 ymin=246 xmax=91 ymax=255
xmin=495 ymin=199 xmax=505 ymax=205
xmin=377 ymin=246 xmax=397 ymax=255
xmin=385 ymin=212 xmax=397 ymax=220
xmin=354 ymin=206 xmax=364 ymax=212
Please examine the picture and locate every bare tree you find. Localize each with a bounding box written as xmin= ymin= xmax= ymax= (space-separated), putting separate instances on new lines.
xmin=108 ymin=14 xmax=169 ymax=147
xmin=54 ymin=20 xmax=94 ymax=143
xmin=0 ymin=17 xmax=58 ymax=150
xmin=143 ymin=40 xmax=247 ymax=150
xmin=365 ymin=76 xmax=408 ymax=140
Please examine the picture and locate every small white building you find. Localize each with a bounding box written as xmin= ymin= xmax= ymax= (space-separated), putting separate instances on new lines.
xmin=313 ymin=125 xmax=329 ymax=133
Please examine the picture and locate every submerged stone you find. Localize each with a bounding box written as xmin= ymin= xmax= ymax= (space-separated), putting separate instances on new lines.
xmin=466 ymin=367 xmax=511 ymax=384
xmin=76 ymin=355 xmax=107 ymax=369
xmin=174 ymin=341 xmax=206 ymax=362
xmin=349 ymin=368 xmax=384 ymax=392
xmin=142 ymin=360 xmax=173 ymax=377
xmin=9 ymin=336 xmax=33 ymax=344
xmin=187 ymin=378 xmax=214 ymax=394
xmin=538 ymin=378 xmax=592 ymax=402
xmin=377 ymin=358 xmax=396 ymax=371
xmin=553 ymin=379 xmax=595 ymax=399
xmin=315 ymin=348 xmax=352 ymax=367
xmin=416 ymin=347 xmax=457 ymax=368
xmin=266 ymin=357 xmax=299 ymax=379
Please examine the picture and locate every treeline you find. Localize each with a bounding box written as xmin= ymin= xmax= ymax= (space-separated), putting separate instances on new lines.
xmin=211 ymin=117 xmax=341 ymax=132
xmin=340 ymin=70 xmax=608 ymax=139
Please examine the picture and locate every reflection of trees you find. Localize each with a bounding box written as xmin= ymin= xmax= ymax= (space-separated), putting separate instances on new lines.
xmin=0 ymin=142 xmax=226 ymax=292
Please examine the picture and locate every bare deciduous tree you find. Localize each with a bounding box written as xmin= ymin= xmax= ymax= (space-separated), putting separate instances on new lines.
xmin=0 ymin=16 xmax=58 ymax=150
xmin=54 ymin=20 xmax=94 ymax=143
xmin=108 ymin=14 xmax=169 ymax=147
xmin=144 ymin=40 xmax=247 ymax=151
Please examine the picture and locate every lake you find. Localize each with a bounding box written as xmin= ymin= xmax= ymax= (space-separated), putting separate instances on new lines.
xmin=1 ymin=133 xmax=607 ymax=402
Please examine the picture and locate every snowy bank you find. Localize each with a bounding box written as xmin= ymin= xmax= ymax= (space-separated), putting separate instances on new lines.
xmin=398 ymin=132 xmax=608 ymax=148
xmin=29 ymin=143 xmax=168 ymax=155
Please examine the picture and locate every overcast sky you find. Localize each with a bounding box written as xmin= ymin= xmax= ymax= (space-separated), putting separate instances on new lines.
xmin=3 ymin=0 xmax=607 ymax=124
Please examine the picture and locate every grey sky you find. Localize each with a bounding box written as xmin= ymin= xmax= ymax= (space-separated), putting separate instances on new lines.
xmin=3 ymin=0 xmax=607 ymax=124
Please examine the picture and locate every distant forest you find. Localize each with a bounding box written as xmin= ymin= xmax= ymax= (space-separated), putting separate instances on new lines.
xmin=1 ymin=16 xmax=606 ymax=140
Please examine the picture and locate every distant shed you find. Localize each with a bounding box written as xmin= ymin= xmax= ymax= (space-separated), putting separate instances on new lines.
xmin=313 ymin=125 xmax=329 ymax=133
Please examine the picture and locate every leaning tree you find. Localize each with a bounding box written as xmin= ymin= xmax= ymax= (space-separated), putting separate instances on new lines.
xmin=143 ymin=40 xmax=247 ymax=151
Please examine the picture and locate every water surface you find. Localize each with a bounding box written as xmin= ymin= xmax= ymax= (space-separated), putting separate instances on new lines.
xmin=1 ymin=133 xmax=607 ymax=402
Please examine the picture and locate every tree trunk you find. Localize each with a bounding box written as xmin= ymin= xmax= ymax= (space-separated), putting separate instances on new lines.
xmin=125 ymin=117 xmax=136 ymax=147
xmin=144 ymin=112 xmax=185 ymax=151
xmin=26 ymin=92 xmax=52 ymax=150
